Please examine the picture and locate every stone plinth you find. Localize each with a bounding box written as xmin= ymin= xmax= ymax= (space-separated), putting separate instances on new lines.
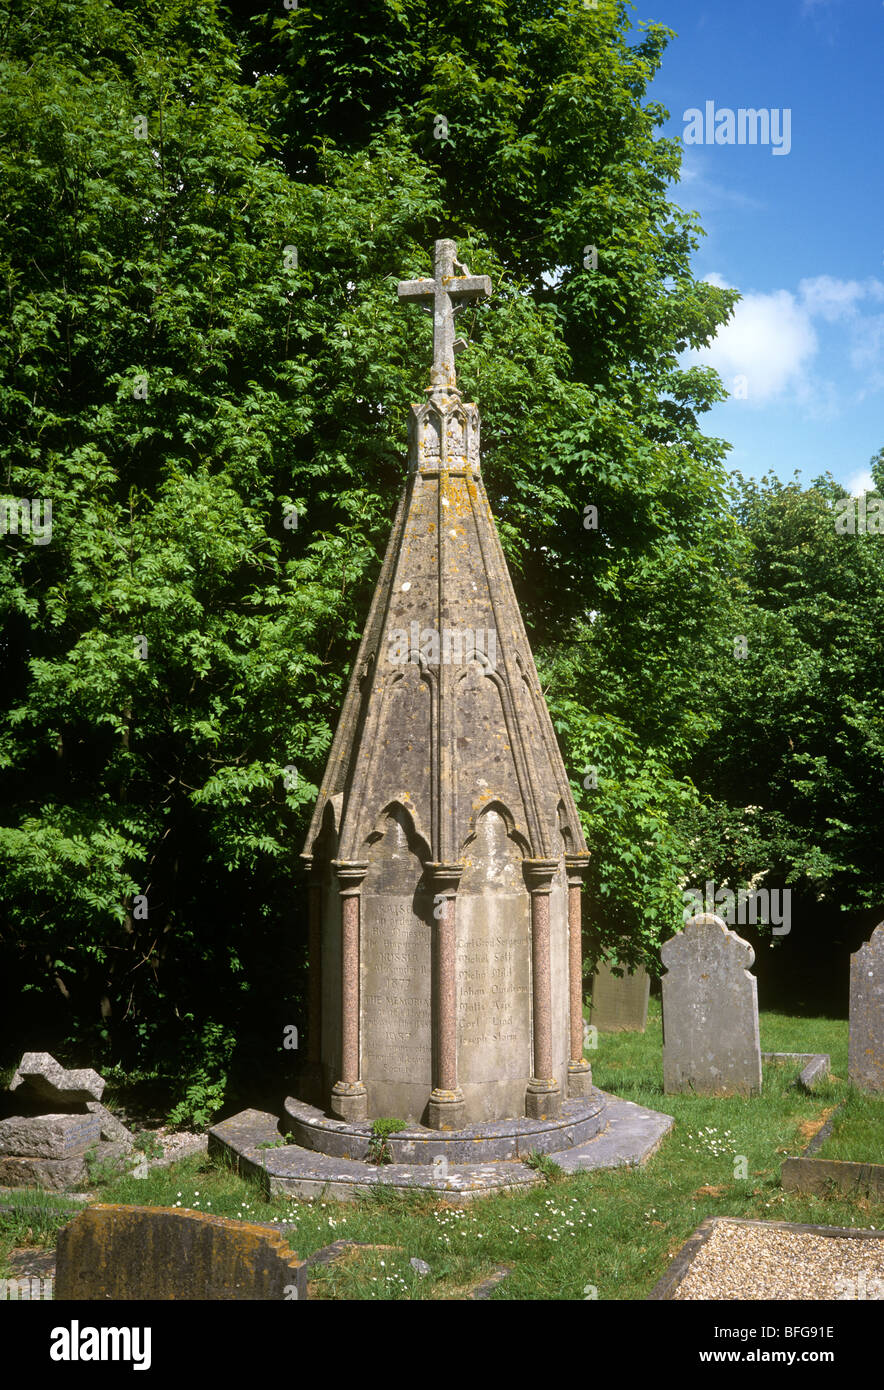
xmin=209 ymin=1092 xmax=672 ymax=1202
xmin=283 ymin=1093 xmax=604 ymax=1163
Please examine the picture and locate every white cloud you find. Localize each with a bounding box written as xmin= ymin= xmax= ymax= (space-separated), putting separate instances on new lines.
xmin=799 ymin=275 xmax=884 ymax=322
xmin=673 ymin=152 xmax=765 ymax=213
xmin=687 ymin=273 xmax=884 ymax=411
xmin=849 ymin=313 xmax=884 ymax=378
xmin=845 ymin=469 xmax=875 ymax=496
xmin=689 ymin=280 xmax=818 ymax=403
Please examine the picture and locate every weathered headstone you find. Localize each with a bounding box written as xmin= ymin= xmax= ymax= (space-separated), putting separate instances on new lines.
xmin=55 ymin=1205 xmax=307 ymax=1300
xmin=849 ymin=922 xmax=884 ymax=1093
xmin=661 ymin=913 xmax=761 ymax=1096
xmin=590 ymin=961 xmax=650 ymax=1032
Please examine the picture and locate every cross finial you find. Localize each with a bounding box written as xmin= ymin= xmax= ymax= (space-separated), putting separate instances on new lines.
xmin=397 ymin=240 xmax=491 ymax=394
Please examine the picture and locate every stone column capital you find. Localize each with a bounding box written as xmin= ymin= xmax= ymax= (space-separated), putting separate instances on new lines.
xmin=300 ymin=852 xmax=323 ymax=888
xmin=564 ymin=852 xmax=591 ymax=887
xmin=523 ymin=858 xmax=559 ymax=894
xmin=424 ymin=862 xmax=464 ymax=897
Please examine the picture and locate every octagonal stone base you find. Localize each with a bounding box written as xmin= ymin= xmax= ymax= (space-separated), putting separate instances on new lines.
xmin=208 ymin=1090 xmax=673 ymax=1203
xmin=284 ymin=1092 xmax=605 ymax=1163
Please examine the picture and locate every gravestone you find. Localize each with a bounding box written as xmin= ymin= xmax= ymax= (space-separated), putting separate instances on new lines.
xmin=590 ymin=961 xmax=650 ymax=1032
xmin=55 ymin=1205 xmax=307 ymax=1300
xmin=849 ymin=922 xmax=884 ymax=1093
xmin=661 ymin=913 xmax=762 ymax=1096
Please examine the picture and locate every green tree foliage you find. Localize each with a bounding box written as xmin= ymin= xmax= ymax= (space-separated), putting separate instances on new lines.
xmin=241 ymin=0 xmax=745 ymax=966
xmin=0 ymin=0 xmax=739 ymax=1105
xmin=678 ymin=470 xmax=884 ymax=918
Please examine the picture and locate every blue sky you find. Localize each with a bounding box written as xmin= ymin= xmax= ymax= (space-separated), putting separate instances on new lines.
xmin=632 ymin=0 xmax=884 ymax=492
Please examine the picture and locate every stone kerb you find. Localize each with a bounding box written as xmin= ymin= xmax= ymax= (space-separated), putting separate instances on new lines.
xmin=661 ymin=913 xmax=762 ymax=1096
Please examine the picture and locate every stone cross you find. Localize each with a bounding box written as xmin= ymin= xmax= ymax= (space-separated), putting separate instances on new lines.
xmin=398 ymin=239 xmax=491 ymax=393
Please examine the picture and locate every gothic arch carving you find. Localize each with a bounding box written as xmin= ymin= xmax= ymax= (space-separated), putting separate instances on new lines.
xmin=459 ymin=798 xmax=531 ymax=861
xmin=363 ymin=798 xmax=432 ymax=865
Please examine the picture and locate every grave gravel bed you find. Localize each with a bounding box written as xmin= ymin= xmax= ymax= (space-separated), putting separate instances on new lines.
xmin=672 ymin=1220 xmax=884 ymax=1300
xmin=150 ymin=1128 xmax=209 ymax=1166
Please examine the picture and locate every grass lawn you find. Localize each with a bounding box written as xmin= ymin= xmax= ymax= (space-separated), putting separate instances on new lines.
xmin=2 ymin=1001 xmax=882 ymax=1299
xmin=814 ymin=1091 xmax=884 ymax=1165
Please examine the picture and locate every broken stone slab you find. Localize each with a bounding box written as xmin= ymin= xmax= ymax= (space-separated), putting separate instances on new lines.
xmin=85 ymin=1101 xmax=134 ymax=1149
xmin=0 ymin=1155 xmax=87 ymax=1191
xmin=798 ymin=1054 xmax=830 ymax=1090
xmin=470 ymin=1265 xmax=512 ymax=1300
xmin=92 ymin=1139 xmax=136 ymax=1173
xmin=0 ymin=1112 xmax=100 ymax=1159
xmin=10 ymin=1053 xmax=104 ymax=1104
xmin=55 ymin=1205 xmax=308 ymax=1300
xmin=761 ymin=1052 xmax=830 ymax=1091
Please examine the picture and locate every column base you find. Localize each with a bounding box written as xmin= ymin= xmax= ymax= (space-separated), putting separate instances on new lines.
xmin=567 ymin=1060 xmax=593 ymax=1098
xmin=330 ymin=1080 xmax=368 ymax=1122
xmin=525 ymin=1080 xmax=561 ymax=1120
xmin=427 ymin=1088 xmax=465 ymax=1131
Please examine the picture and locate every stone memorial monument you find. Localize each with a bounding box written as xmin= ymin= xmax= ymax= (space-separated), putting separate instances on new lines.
xmin=661 ymin=913 xmax=762 ymax=1096
xmin=212 ymin=240 xmax=676 ymax=1194
xmin=849 ymin=922 xmax=884 ymax=1093
xmin=299 ymin=239 xmax=592 ymax=1128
